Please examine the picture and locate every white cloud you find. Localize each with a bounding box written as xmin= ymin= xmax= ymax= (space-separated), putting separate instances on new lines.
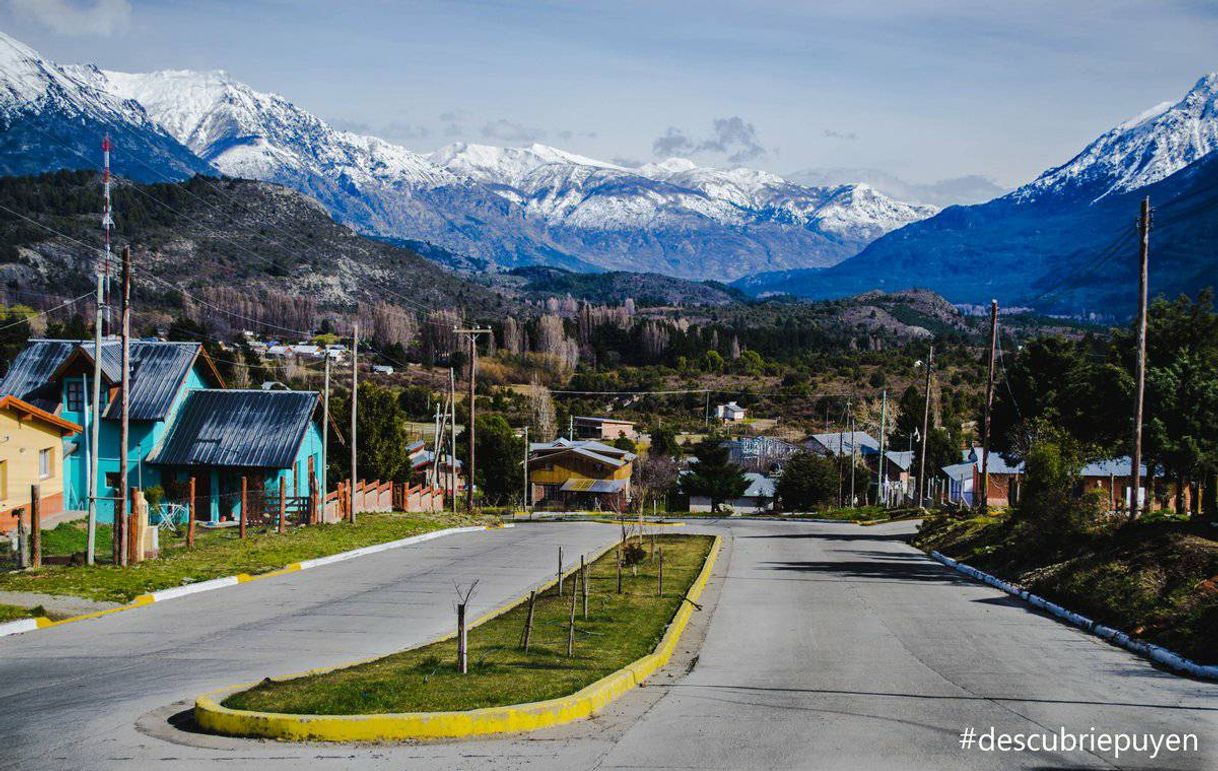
xmin=653 ymin=116 xmax=769 ymax=163
xmin=7 ymin=0 xmax=132 ymax=37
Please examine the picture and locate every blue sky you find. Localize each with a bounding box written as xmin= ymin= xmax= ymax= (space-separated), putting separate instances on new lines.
xmin=4 ymin=0 xmax=1218 ymax=191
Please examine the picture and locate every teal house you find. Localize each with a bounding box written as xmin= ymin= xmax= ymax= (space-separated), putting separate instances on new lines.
xmin=0 ymin=338 xmax=324 ymax=523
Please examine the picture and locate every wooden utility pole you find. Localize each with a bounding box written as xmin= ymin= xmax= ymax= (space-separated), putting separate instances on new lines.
xmin=449 ymin=368 xmax=457 ymax=511
xmin=522 ymin=425 xmax=529 ymax=513
xmin=980 ymin=300 xmax=999 ymax=515
xmin=350 ymin=322 xmax=359 ymax=524
xmin=876 ymin=390 xmax=887 ymax=508
xmin=116 ymin=245 xmax=131 ymax=567
xmin=848 ymin=408 xmax=857 ymax=507
xmin=322 ymin=354 xmax=330 ymax=513
xmin=917 ymin=345 xmax=934 ymax=508
xmin=454 ymin=327 xmax=491 ymax=512
xmin=29 ymin=485 xmax=40 ymax=568
xmin=1131 ymin=196 xmax=1150 ymax=518
xmin=187 ymin=476 xmax=196 ymax=548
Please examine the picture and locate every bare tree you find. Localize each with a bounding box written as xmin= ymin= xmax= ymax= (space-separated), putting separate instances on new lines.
xmin=530 ymin=376 xmax=558 ymax=441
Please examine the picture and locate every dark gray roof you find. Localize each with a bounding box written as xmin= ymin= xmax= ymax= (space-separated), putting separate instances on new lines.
xmin=148 ymin=390 xmax=318 ymax=469
xmin=0 ymin=339 xmax=78 ymax=411
xmin=102 ymin=342 xmax=202 ymax=421
xmin=0 ymin=339 xmax=204 ymax=420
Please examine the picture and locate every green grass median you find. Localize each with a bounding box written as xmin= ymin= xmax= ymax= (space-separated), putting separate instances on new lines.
xmin=0 ymin=512 xmax=486 ymax=604
xmin=224 ymin=533 xmax=714 ymax=715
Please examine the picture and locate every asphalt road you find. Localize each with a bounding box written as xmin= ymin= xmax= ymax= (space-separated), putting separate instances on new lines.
xmin=1 ymin=519 xmax=1214 ymax=770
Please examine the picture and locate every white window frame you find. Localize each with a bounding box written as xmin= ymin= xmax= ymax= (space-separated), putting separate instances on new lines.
xmin=39 ymin=447 xmax=52 ymax=479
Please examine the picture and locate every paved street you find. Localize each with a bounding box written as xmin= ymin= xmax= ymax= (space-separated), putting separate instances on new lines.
xmin=1 ymin=519 xmax=1214 ymax=770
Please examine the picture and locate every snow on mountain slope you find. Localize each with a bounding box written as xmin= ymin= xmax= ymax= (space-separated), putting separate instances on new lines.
xmin=1015 ymin=73 xmax=1218 ymax=203
xmin=0 ymin=31 xmax=211 ymax=181
xmin=85 ymin=68 xmax=581 ymax=269
xmin=428 ymin=142 xmax=937 ymax=276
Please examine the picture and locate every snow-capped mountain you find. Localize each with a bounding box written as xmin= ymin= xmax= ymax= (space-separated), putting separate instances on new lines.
xmin=1014 ymin=73 xmax=1218 ymax=203
xmin=79 ymin=68 xmax=581 ymax=271
xmin=736 ymin=71 xmax=1218 ymax=311
xmin=0 ymin=31 xmax=211 ymax=181
xmin=428 ymin=142 xmax=936 ymax=277
xmin=0 ymin=31 xmax=934 ymax=279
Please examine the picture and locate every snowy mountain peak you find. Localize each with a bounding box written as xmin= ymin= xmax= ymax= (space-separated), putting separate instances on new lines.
xmin=641 ymin=157 xmax=699 ymax=174
xmin=1016 ymin=71 xmax=1218 ymax=203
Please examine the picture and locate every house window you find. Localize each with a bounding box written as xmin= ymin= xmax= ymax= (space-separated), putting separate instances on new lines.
xmin=66 ymin=380 xmax=84 ymax=412
xmin=39 ymin=448 xmax=52 ymax=479
xmin=105 ymin=471 xmax=121 ymax=490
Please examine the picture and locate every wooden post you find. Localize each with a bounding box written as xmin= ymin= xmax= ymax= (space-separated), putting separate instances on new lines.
xmin=581 ymin=554 xmax=588 ymax=620
xmin=557 ymin=546 xmax=564 ymax=596
xmin=616 ymin=544 xmax=623 ymax=594
xmin=239 ymin=475 xmax=247 ymax=539
xmin=187 ymin=476 xmax=197 ymax=548
xmin=128 ymin=487 xmax=139 ymax=565
xmin=309 ymin=470 xmax=319 ymax=525
xmin=521 ymin=590 xmax=536 ymax=651
xmin=658 ymin=548 xmax=664 ymax=597
xmin=29 ymin=485 xmax=40 ymax=568
xmin=566 ymin=568 xmax=578 ymax=657
xmin=278 ymin=476 xmax=287 ymax=534
xmin=457 ymin=602 xmax=468 ymax=674
xmin=116 ymin=245 xmax=131 ymax=567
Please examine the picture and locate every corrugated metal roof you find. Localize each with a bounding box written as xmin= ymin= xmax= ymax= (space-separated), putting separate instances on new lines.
xmin=1081 ymin=457 xmax=1147 ymax=477
xmin=0 ymin=339 xmax=77 ymax=410
xmin=807 ymin=431 xmax=880 ymax=457
xmin=560 ymin=478 xmax=628 ymax=493
xmin=102 ymin=342 xmax=202 ymax=421
xmin=885 ymin=450 xmax=914 ymax=471
xmin=148 ymin=390 xmax=318 ymax=469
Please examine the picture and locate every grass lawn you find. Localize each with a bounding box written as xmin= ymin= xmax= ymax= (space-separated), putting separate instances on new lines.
xmin=224 ymin=533 xmax=714 ymax=715
xmin=0 ymin=512 xmax=486 ymax=605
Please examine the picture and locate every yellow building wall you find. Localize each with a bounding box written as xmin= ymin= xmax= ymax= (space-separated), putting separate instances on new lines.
xmin=0 ymin=407 xmax=66 ymax=515
xmin=530 ymin=458 xmax=632 ymax=486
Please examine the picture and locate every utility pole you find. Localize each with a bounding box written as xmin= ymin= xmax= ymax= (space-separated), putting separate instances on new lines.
xmin=1131 ymin=196 xmax=1150 ymax=518
xmin=454 ymin=328 xmax=491 ymax=512
xmin=848 ymin=407 xmax=857 ymax=507
xmin=877 ymin=389 xmax=887 ymax=508
xmin=917 ymin=345 xmax=934 ymax=509
xmin=350 ymin=322 xmax=358 ymax=524
xmin=322 ymin=353 xmax=330 ymax=508
xmin=116 ymin=245 xmax=131 ymax=566
xmin=980 ymin=300 xmax=999 ymax=515
xmin=449 ymin=367 xmax=457 ymax=511
xmin=88 ymin=136 xmax=114 ymax=566
xmin=522 ymin=425 xmax=529 ymax=513
xmin=568 ymin=414 xmax=574 ymax=441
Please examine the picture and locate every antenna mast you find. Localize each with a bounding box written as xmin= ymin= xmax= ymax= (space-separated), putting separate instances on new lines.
xmin=101 ymin=133 xmax=114 ymax=332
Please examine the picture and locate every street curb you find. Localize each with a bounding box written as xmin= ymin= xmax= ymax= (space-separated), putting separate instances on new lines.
xmin=930 ymin=550 xmax=1218 ymax=681
xmin=194 ymin=535 xmax=723 ymax=742
xmin=0 ymin=524 xmax=501 ymax=639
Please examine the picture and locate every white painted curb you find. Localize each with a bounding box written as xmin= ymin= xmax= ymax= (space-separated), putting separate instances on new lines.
xmin=930 ymin=550 xmax=1218 ymax=681
xmin=297 ymin=526 xmax=486 ymax=569
xmin=0 ymin=618 xmax=39 ymax=636
xmin=0 ymin=523 xmax=507 ymax=639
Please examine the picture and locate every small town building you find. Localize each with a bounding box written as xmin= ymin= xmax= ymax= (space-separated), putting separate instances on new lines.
xmin=146 ymin=389 xmax=324 ymax=523
xmin=804 ymin=431 xmax=879 ymax=458
xmin=689 ymin=471 xmax=776 ymax=514
xmin=879 ymin=449 xmax=914 ymax=504
xmin=722 ymin=436 xmax=801 ymax=473
xmin=715 ymin=401 xmax=746 ymax=422
xmin=0 ymin=395 xmax=82 ymax=530
xmin=527 ymin=438 xmax=634 ymax=511
xmin=572 ymin=416 xmax=637 ymax=442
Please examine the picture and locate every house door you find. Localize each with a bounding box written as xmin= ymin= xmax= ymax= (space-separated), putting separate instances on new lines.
xmin=193 ymin=474 xmax=211 ymax=522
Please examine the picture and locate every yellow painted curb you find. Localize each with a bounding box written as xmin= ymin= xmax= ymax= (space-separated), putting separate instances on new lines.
xmin=195 ymin=535 xmax=722 ymax=742
xmin=34 ymin=593 xmax=155 ymax=629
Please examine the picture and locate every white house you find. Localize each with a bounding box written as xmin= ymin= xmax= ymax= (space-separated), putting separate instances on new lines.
xmin=689 ymin=472 xmax=775 ymax=514
xmin=715 ymin=401 xmax=746 ymax=422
